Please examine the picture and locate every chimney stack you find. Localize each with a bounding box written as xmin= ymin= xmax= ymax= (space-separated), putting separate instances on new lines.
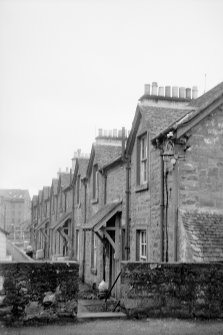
xmin=172 ymin=86 xmax=178 ymax=98
xmin=98 ymin=128 xmax=103 ymax=137
xmin=192 ymin=86 xmax=198 ymax=99
xmin=158 ymin=86 xmax=165 ymax=96
xmin=186 ymin=88 xmax=191 ymax=99
xmin=144 ymin=84 xmax=150 ymax=95
xmin=113 ymin=129 xmax=118 ymax=137
xmin=165 ymin=86 xmax=171 ymax=97
xmin=152 ymin=82 xmax=158 ymax=95
xmin=179 ymin=87 xmax=186 ymax=99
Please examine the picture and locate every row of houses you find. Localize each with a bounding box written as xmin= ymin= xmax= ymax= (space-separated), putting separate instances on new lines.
xmin=31 ymin=81 xmax=223 ymax=295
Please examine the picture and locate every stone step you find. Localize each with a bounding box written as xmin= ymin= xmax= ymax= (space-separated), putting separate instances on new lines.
xmin=77 ymin=312 xmax=127 ymax=320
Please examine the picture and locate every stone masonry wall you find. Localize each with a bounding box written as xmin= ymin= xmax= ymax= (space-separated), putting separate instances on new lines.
xmin=0 ymin=261 xmax=79 ymax=325
xmin=149 ymin=148 xmax=162 ymax=261
xmin=106 ymin=164 xmax=126 ymax=204
xmin=178 ymin=108 xmax=223 ymax=210
xmin=130 ymin=121 xmax=150 ymax=261
xmin=120 ymin=262 xmax=223 ymax=319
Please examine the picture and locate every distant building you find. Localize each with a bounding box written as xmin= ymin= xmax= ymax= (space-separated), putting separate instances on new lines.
xmin=0 ymin=189 xmax=31 ymax=244
xmin=0 ymin=227 xmax=10 ymax=261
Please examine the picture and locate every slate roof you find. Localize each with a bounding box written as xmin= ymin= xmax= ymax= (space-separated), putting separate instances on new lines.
xmin=52 ymin=179 xmax=59 ymax=195
xmin=152 ymin=82 xmax=223 ymax=143
xmin=43 ymin=186 xmax=50 ymax=201
xmin=94 ymin=144 xmax=122 ymax=167
xmin=32 ymin=195 xmax=38 ymax=206
xmin=38 ymin=190 xmax=43 ymax=203
xmin=189 ymin=81 xmax=223 ymax=110
xmin=84 ymin=201 xmax=122 ymax=231
xmin=78 ymin=158 xmax=89 ymax=178
xmin=60 ymin=173 xmax=71 ymax=189
xmin=181 ymin=209 xmax=223 ymax=262
xmin=140 ymin=105 xmax=190 ymax=137
xmin=87 ymin=144 xmax=122 ymax=178
xmin=0 ymin=189 xmax=30 ymax=201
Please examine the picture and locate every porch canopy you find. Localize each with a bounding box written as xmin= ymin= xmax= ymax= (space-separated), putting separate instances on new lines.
xmin=51 ymin=212 xmax=72 ymax=231
xmin=83 ymin=201 xmax=122 ymax=232
xmin=36 ymin=217 xmax=50 ymax=231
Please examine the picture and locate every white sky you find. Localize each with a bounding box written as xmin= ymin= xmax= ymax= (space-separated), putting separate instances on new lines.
xmin=0 ymin=0 xmax=223 ymax=197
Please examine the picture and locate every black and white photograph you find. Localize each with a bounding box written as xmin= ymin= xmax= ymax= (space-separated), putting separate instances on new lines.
xmin=0 ymin=0 xmax=223 ymax=334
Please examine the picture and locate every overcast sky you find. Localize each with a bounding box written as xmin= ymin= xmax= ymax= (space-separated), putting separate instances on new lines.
xmin=0 ymin=0 xmax=223 ymax=197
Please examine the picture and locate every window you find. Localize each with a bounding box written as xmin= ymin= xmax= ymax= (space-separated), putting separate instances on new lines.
xmin=92 ymin=164 xmax=99 ymax=200
xmin=136 ymin=230 xmax=147 ymax=261
xmin=76 ymin=175 xmax=81 ymax=204
xmin=76 ymin=230 xmax=80 ymax=261
xmin=91 ymin=232 xmax=97 ymax=271
xmin=137 ymin=133 xmax=148 ymax=185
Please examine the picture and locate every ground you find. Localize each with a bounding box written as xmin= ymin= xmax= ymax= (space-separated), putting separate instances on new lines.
xmin=1 ymin=319 xmax=223 ymax=335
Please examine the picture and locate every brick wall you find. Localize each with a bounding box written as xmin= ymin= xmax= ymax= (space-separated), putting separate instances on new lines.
xmin=0 ymin=261 xmax=79 ymax=325
xmin=120 ymin=262 xmax=223 ymax=319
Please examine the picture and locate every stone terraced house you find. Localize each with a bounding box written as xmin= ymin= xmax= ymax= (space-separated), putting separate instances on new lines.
xmin=31 ymin=81 xmax=223 ymax=297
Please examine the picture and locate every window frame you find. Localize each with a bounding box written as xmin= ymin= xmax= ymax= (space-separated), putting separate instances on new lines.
xmin=137 ymin=132 xmax=148 ymax=187
xmin=92 ymin=164 xmax=99 ymax=201
xmin=76 ymin=174 xmax=81 ymax=205
xmin=136 ymin=229 xmax=147 ymax=261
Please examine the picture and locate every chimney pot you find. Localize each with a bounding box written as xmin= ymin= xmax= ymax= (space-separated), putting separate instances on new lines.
xmin=192 ymin=86 xmax=198 ymax=99
xmin=186 ymin=88 xmax=191 ymax=99
xmin=172 ymin=86 xmax=178 ymax=98
xmin=165 ymin=86 xmax=171 ymax=97
xmin=179 ymin=87 xmax=186 ymax=99
xmin=144 ymin=84 xmax=150 ymax=95
xmin=158 ymin=86 xmax=165 ymax=96
xmin=98 ymin=128 xmax=103 ymax=137
xmin=152 ymin=82 xmax=158 ymax=95
xmin=109 ymin=130 xmax=112 ymax=137
xmin=118 ymin=129 xmax=122 ymax=137
xmin=113 ymin=129 xmax=118 ymax=137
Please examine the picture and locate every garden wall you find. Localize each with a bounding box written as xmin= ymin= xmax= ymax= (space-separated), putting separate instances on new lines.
xmin=0 ymin=261 xmax=79 ymax=325
xmin=120 ymin=262 xmax=223 ymax=318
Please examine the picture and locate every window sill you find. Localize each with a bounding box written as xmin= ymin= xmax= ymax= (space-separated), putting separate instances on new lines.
xmin=135 ymin=183 xmax=148 ymax=193
xmin=91 ymin=268 xmax=97 ymax=275
xmin=91 ymin=198 xmax=98 ymax=205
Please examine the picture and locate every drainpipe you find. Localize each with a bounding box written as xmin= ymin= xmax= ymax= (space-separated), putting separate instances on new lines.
xmin=82 ymin=179 xmax=87 ymax=282
xmin=103 ymin=169 xmax=107 ymax=280
xmin=49 ymin=196 xmax=52 ymax=259
xmin=125 ymin=156 xmax=130 ymax=260
xmin=71 ymin=178 xmax=75 ymax=260
xmin=160 ymin=149 xmax=165 ymax=262
xmin=164 ymin=169 xmax=169 ymax=262
xmin=103 ymin=170 xmax=107 ymax=205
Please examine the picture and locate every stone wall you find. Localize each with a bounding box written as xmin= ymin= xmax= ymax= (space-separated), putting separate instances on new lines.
xmin=120 ymin=262 xmax=223 ymax=319
xmin=0 ymin=261 xmax=79 ymax=325
xmin=178 ymin=108 xmax=223 ymax=210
